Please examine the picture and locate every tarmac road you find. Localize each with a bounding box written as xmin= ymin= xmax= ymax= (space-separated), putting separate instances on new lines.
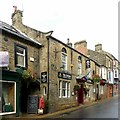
xmin=3 ymin=96 xmax=119 ymax=120
xmin=58 ymin=96 xmax=119 ymax=119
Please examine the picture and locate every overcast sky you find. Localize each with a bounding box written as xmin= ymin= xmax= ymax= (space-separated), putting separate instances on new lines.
xmin=0 ymin=0 xmax=118 ymax=58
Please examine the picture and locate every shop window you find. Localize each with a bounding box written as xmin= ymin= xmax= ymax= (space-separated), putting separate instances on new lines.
xmin=59 ymin=80 xmax=70 ymax=98
xmin=15 ymin=43 xmax=28 ymax=68
xmin=61 ymin=48 xmax=67 ymax=70
xmin=0 ymin=81 xmax=16 ymax=114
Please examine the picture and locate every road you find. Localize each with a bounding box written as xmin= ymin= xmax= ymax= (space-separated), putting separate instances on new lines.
xmin=57 ymin=96 xmax=119 ymax=119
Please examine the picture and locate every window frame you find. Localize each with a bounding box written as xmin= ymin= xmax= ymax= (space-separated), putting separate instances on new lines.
xmin=0 ymin=80 xmax=16 ymax=115
xmin=59 ymin=80 xmax=70 ymax=98
xmin=61 ymin=48 xmax=67 ymax=70
xmin=43 ymin=86 xmax=47 ymax=96
xmin=14 ymin=43 xmax=28 ymax=68
xmin=78 ymin=56 xmax=82 ymax=75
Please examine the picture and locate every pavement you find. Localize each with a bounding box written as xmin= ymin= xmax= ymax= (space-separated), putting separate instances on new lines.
xmin=2 ymin=96 xmax=118 ymax=120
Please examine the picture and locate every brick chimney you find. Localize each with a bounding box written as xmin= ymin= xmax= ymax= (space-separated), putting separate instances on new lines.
xmin=11 ymin=7 xmax=23 ymax=29
xmin=74 ymin=40 xmax=87 ymax=55
xmin=95 ymin=44 xmax=102 ymax=52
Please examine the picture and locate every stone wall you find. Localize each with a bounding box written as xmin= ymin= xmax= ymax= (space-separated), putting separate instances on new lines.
xmin=1 ymin=33 xmax=40 ymax=77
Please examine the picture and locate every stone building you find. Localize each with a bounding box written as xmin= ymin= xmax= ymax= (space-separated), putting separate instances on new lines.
xmin=1 ymin=7 xmax=117 ymax=117
xmin=9 ymin=9 xmax=103 ymax=114
xmin=0 ymin=20 xmax=42 ymax=116
xmin=88 ymin=44 xmax=119 ymax=98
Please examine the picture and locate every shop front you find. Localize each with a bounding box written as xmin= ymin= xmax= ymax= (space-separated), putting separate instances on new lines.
xmin=0 ymin=70 xmax=20 ymax=117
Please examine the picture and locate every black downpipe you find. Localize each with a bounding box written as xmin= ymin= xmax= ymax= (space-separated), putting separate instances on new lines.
xmin=47 ymin=37 xmax=50 ymax=100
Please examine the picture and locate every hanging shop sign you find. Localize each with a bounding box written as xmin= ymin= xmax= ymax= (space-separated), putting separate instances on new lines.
xmin=41 ymin=72 xmax=47 ymax=83
xmin=58 ymin=72 xmax=72 ymax=80
xmin=0 ymin=51 xmax=9 ymax=67
xmin=86 ymin=59 xmax=90 ymax=68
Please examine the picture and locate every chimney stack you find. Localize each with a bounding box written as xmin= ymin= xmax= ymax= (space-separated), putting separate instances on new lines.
xmin=74 ymin=40 xmax=87 ymax=55
xmin=67 ymin=38 xmax=72 ymax=47
xmin=95 ymin=44 xmax=102 ymax=52
xmin=11 ymin=6 xmax=23 ymax=29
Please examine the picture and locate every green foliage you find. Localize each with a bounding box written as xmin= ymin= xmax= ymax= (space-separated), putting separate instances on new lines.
xmin=74 ymin=84 xmax=81 ymax=91
xmin=44 ymin=99 xmax=49 ymax=114
xmin=22 ymin=69 xmax=32 ymax=80
xmin=92 ymin=74 xmax=100 ymax=82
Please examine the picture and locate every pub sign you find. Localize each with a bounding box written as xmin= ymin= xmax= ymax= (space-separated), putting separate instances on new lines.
xmin=58 ymin=72 xmax=72 ymax=80
xmin=41 ymin=72 xmax=47 ymax=83
xmin=86 ymin=60 xmax=90 ymax=68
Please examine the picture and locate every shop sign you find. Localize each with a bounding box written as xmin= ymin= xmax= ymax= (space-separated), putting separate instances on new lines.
xmin=41 ymin=72 xmax=47 ymax=83
xmin=0 ymin=51 xmax=9 ymax=67
xmin=86 ymin=59 xmax=90 ymax=68
xmin=58 ymin=72 xmax=72 ymax=80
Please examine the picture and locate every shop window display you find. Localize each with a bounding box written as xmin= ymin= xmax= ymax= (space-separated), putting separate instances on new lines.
xmin=0 ymin=81 xmax=15 ymax=113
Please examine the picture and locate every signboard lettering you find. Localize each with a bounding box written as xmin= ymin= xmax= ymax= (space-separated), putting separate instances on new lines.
xmin=58 ymin=72 xmax=72 ymax=80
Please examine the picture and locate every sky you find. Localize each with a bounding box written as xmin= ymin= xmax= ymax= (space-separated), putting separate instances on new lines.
xmin=0 ymin=0 xmax=119 ymax=59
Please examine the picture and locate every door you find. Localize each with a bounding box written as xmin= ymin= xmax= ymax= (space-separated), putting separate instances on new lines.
xmin=77 ymin=84 xmax=84 ymax=104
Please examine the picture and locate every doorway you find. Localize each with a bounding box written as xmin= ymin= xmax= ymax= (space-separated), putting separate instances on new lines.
xmin=77 ymin=84 xmax=84 ymax=104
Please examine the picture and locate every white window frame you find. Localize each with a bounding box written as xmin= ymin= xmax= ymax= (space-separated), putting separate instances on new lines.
xmin=43 ymin=86 xmax=47 ymax=96
xmin=59 ymin=80 xmax=70 ymax=98
xmin=61 ymin=53 xmax=67 ymax=70
xmin=62 ymin=81 xmax=67 ymax=98
xmin=78 ymin=59 xmax=82 ymax=76
xmin=16 ymin=45 xmax=26 ymax=67
xmin=59 ymin=81 xmax=62 ymax=98
xmin=108 ymin=71 xmax=111 ymax=81
xmin=67 ymin=82 xmax=70 ymax=98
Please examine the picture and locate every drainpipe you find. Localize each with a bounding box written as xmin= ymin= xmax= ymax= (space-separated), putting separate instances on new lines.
xmin=47 ymin=37 xmax=50 ymax=101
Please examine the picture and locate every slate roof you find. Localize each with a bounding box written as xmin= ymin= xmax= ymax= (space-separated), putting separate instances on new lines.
xmin=0 ymin=21 xmax=41 ymax=46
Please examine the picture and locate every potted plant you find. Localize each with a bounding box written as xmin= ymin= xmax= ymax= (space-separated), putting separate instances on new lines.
xmin=92 ymin=74 xmax=100 ymax=83
xmin=74 ymin=84 xmax=81 ymax=94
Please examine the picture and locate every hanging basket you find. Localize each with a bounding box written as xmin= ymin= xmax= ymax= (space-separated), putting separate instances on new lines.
xmin=74 ymin=84 xmax=81 ymax=91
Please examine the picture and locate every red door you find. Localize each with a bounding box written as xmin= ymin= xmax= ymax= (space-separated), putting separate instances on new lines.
xmin=77 ymin=84 xmax=84 ymax=104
